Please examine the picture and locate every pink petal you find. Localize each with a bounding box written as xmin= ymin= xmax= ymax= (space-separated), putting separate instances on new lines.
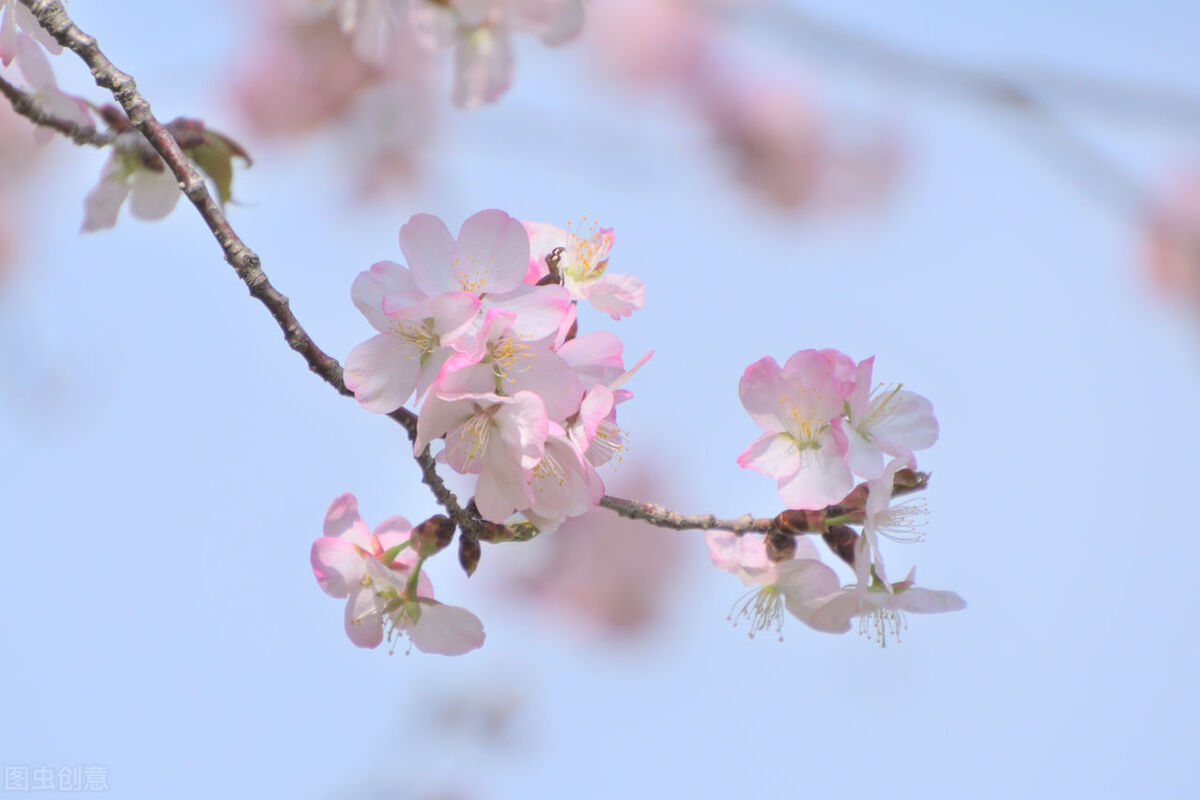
xmin=343 ymin=586 xmax=383 ymax=648
xmin=400 ymin=213 xmax=456 ymax=297
xmin=737 ymin=432 xmax=801 ymax=481
xmin=0 ymin=6 xmax=18 ymax=67
xmin=407 ymin=602 xmax=485 ymax=655
xmin=452 ymin=209 xmax=529 ymax=294
xmin=584 ymin=272 xmax=644 ymax=319
xmin=776 ymin=437 xmax=854 ymax=510
xmin=311 ymin=536 xmax=367 ymax=598
xmin=344 ymin=333 xmax=423 ymax=414
xmin=897 ymin=587 xmax=967 ymax=614
xmin=355 ymin=261 xmax=420 ymax=334
xmin=323 ymin=493 xmax=364 ymax=539
xmin=801 ymin=590 xmax=860 ymax=634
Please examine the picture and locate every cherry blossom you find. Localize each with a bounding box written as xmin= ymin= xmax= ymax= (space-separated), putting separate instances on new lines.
xmin=706 ymin=531 xmax=846 ymax=640
xmin=325 ymin=0 xmax=398 ymax=62
xmin=804 ymin=566 xmax=965 ymax=647
xmin=0 ymin=0 xmax=61 ymax=68
xmin=415 ymin=387 xmax=550 ymax=522
xmin=843 ymin=356 xmax=938 ymax=480
xmin=4 ymin=27 xmax=91 ymax=146
xmin=853 ymin=456 xmax=927 ymax=592
xmin=310 ymin=493 xmax=485 ymax=654
xmin=737 ymin=349 xmax=856 ymax=510
xmin=524 ymin=219 xmax=645 ymax=319
xmin=81 ymin=134 xmax=182 ymax=232
xmin=409 ymin=0 xmax=584 ymax=108
xmin=344 ymin=209 xmax=543 ymax=412
xmin=344 ymin=261 xmax=480 ymax=413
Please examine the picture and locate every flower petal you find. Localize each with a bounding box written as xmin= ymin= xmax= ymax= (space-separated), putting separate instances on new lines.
xmin=344 ymin=333 xmax=422 ymax=414
xmin=311 ymin=536 xmax=367 ymax=598
xmin=408 ymin=601 xmax=485 ymax=655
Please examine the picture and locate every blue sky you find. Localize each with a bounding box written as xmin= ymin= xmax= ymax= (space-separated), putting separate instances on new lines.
xmin=3 ymin=1 xmax=1199 ymax=797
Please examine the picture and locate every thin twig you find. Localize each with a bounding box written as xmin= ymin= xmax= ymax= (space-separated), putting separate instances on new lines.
xmin=760 ymin=3 xmax=1151 ymax=216
xmin=0 ymin=72 xmax=111 ymax=147
xmin=600 ymin=495 xmax=777 ymax=534
xmin=10 ymin=1 xmax=473 ymax=520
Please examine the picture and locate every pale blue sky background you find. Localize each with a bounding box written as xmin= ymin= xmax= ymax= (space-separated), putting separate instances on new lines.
xmin=3 ymin=1 xmax=1200 ymax=798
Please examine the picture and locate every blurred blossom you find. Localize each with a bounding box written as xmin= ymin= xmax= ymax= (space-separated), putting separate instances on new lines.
xmin=586 ymin=0 xmax=900 ymax=213
xmin=1145 ymin=171 xmax=1200 ymax=311
xmin=229 ymin=0 xmax=436 ymax=196
xmin=0 ymin=103 xmax=45 ymax=282
xmin=504 ymin=465 xmax=686 ymax=639
xmin=702 ymin=75 xmax=902 ymax=212
xmin=587 ymin=0 xmax=715 ymax=86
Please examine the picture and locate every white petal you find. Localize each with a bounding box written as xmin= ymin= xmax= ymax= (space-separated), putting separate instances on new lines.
xmin=128 ymin=168 xmax=181 ymax=220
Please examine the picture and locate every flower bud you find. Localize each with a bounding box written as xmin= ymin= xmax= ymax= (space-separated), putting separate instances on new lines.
xmin=413 ymin=514 xmax=456 ymax=557
xmin=774 ymin=508 xmax=825 ymax=534
xmin=459 ymin=535 xmax=482 ymax=577
xmin=765 ymin=531 xmax=796 ymax=562
xmin=892 ymin=469 xmax=929 ymax=495
xmin=822 ymin=524 xmax=859 ymax=567
xmin=476 ymin=520 xmax=512 ymax=543
xmin=837 ymin=483 xmax=869 ymax=516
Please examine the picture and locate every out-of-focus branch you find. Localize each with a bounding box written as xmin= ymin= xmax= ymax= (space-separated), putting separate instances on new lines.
xmin=0 ymin=72 xmax=110 ymax=147
xmin=760 ymin=3 xmax=1154 ymax=216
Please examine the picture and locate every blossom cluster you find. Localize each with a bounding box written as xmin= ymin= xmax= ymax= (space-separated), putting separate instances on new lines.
xmin=344 ymin=209 xmax=645 ymax=529
xmin=325 ymin=0 xmax=584 ymax=108
xmin=706 ymin=348 xmax=964 ymax=646
xmin=314 ymin=208 xmax=646 ymax=653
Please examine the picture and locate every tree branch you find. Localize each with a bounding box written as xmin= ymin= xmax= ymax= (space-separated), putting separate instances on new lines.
xmin=600 ymin=496 xmax=777 ymax=535
xmin=17 ymin=0 xmax=926 ymax=548
xmin=760 ymin=3 xmax=1152 ymax=217
xmin=0 ymin=72 xmax=110 ymax=147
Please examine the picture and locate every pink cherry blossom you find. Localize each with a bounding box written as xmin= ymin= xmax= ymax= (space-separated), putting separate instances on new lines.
xmin=706 ymin=531 xmax=846 ymax=640
xmin=737 ymin=349 xmax=856 ymax=510
xmin=804 ymin=566 xmax=965 ymax=647
xmin=523 ymin=432 xmax=604 ymax=530
xmin=310 ymin=493 xmax=485 ymax=655
xmin=415 ymin=388 xmax=550 ymax=522
xmin=400 ymin=209 xmax=531 ymax=297
xmin=1145 ymin=170 xmax=1200 ymax=313
xmin=843 ymin=356 xmax=938 ymax=480
xmin=344 ymin=260 xmax=480 ymax=413
xmin=509 ymin=465 xmax=685 ymax=637
xmin=523 ymin=219 xmax=645 ymax=319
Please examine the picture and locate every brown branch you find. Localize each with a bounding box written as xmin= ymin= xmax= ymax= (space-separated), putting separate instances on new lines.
xmin=10 ymin=1 xmax=473 ymax=521
xmin=0 ymin=72 xmax=110 ymax=147
xmin=16 ymin=0 xmax=928 ymax=548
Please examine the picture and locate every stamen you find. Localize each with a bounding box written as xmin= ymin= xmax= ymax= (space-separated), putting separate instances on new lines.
xmin=857 ymin=607 xmax=907 ymax=648
xmin=727 ymin=586 xmax=786 ymax=642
